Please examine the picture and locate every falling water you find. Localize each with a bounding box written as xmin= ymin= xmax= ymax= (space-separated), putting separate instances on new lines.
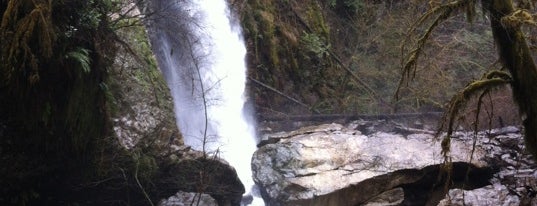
xmin=142 ymin=0 xmax=262 ymax=205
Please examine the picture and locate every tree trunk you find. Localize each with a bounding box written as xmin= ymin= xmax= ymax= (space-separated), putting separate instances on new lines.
xmin=485 ymin=0 xmax=537 ymax=158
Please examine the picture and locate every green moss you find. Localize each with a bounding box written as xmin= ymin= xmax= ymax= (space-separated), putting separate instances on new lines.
xmin=132 ymin=151 xmax=159 ymax=181
xmin=240 ymin=0 xmax=283 ymax=70
xmin=306 ymin=3 xmax=330 ymax=39
xmin=257 ymin=10 xmax=279 ymax=68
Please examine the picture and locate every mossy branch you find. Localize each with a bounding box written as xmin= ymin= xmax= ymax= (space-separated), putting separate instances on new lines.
xmin=439 ymin=71 xmax=511 ymax=157
xmin=397 ymin=0 xmax=478 ymax=99
xmin=437 ymin=71 xmax=510 ymax=189
xmin=500 ymin=9 xmax=537 ymax=27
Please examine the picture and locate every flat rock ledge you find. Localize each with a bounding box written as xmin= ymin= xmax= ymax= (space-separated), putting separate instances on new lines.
xmin=253 ymin=121 xmax=536 ymax=205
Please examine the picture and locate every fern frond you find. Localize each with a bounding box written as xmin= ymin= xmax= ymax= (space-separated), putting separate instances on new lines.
xmin=66 ymin=48 xmax=92 ymax=73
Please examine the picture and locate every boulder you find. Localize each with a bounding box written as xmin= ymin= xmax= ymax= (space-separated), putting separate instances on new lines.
xmin=252 ymin=122 xmax=532 ymax=205
xmin=160 ymin=192 xmax=217 ymax=206
xmin=155 ymin=150 xmax=245 ymax=206
xmin=437 ymin=184 xmax=520 ymax=206
xmin=109 ymin=25 xmax=181 ymax=150
xmin=437 ymin=127 xmax=537 ymax=205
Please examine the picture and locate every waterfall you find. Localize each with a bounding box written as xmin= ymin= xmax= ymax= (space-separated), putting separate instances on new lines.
xmin=142 ymin=0 xmax=262 ymax=205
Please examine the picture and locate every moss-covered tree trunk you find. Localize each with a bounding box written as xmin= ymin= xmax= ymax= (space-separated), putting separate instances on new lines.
xmin=485 ymin=0 xmax=537 ymax=157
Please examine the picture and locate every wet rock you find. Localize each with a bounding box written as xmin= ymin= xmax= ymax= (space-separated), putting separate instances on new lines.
xmin=253 ymin=122 xmax=534 ymax=205
xmin=155 ymin=150 xmax=245 ymax=206
xmin=436 ymin=128 xmax=537 ymax=206
xmin=252 ymin=124 xmax=486 ymax=205
xmin=437 ymin=184 xmax=520 ymax=206
xmin=109 ymin=28 xmax=181 ymax=149
xmin=258 ymin=123 xmax=344 ymax=147
xmin=159 ymin=192 xmax=217 ymax=206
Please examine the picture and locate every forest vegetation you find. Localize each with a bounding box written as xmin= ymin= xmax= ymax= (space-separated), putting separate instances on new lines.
xmin=236 ymin=0 xmax=533 ymax=121
xmin=0 ymin=0 xmax=187 ymax=205
xmin=1 ymin=0 xmax=118 ymax=204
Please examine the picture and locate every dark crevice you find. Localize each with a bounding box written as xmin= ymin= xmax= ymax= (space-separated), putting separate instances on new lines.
xmin=399 ymin=162 xmax=495 ymax=206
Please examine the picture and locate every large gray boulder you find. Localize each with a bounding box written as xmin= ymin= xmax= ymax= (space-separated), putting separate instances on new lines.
xmin=252 ymin=122 xmax=532 ymax=205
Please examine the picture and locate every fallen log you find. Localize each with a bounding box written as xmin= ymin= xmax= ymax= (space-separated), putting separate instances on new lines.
xmin=259 ymin=112 xmax=443 ymax=122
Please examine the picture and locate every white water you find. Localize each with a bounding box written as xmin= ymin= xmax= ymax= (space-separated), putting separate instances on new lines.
xmin=143 ymin=0 xmax=262 ymax=205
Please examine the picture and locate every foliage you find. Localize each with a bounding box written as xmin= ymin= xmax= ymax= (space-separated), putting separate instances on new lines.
xmin=399 ymin=0 xmax=537 ymax=162
xmin=65 ymin=47 xmax=92 ymax=74
xmin=343 ymin=0 xmax=365 ymax=12
xmin=0 ymin=0 xmax=56 ymax=84
xmin=234 ymin=0 xmax=504 ymax=116
xmin=329 ymin=0 xmax=365 ymax=14
xmin=0 ymin=0 xmax=121 ymax=204
xmin=301 ymin=32 xmax=330 ymax=59
xmin=439 ymin=71 xmax=511 ymax=156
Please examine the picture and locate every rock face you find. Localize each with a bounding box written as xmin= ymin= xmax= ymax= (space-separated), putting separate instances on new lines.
xmin=160 ymin=192 xmax=217 ymax=206
xmin=253 ymin=121 xmax=536 ymax=205
xmin=437 ymin=184 xmax=520 ymax=206
xmin=109 ymin=26 xmax=181 ymax=149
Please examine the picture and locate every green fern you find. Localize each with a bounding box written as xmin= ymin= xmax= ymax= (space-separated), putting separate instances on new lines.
xmin=65 ymin=47 xmax=91 ymax=73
